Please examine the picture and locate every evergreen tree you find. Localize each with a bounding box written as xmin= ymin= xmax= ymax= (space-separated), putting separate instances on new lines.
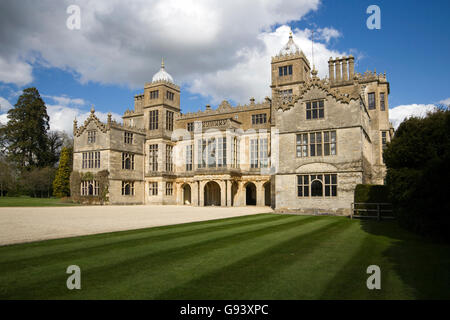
xmin=53 ymin=146 xmax=73 ymax=198
xmin=0 ymin=88 xmax=50 ymax=169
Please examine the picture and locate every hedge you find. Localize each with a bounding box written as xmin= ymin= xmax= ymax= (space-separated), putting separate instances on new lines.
xmin=354 ymin=184 xmax=389 ymax=204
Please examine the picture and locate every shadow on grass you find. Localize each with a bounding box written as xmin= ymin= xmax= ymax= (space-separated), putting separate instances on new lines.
xmin=321 ymin=219 xmax=450 ymax=299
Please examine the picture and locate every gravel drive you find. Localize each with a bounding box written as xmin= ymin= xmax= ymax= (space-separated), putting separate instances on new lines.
xmin=0 ymin=205 xmax=272 ymax=246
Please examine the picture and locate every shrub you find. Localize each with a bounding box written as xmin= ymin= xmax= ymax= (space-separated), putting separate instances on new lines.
xmin=384 ymin=108 xmax=450 ymax=241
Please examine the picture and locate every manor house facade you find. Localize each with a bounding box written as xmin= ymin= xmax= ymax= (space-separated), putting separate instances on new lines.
xmin=72 ymin=34 xmax=393 ymax=214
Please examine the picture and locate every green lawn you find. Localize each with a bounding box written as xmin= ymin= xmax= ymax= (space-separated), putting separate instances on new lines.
xmin=0 ymin=196 xmax=78 ymax=207
xmin=0 ymin=214 xmax=449 ymax=300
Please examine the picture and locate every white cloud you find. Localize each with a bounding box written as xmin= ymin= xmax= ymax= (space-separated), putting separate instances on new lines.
xmin=0 ymin=0 xmax=321 ymax=99
xmin=0 ymin=96 xmax=13 ymax=112
xmin=439 ymin=98 xmax=450 ymax=106
xmin=317 ymin=27 xmax=341 ymax=43
xmin=46 ymin=104 xmax=122 ymax=134
xmin=42 ymin=95 xmax=86 ymax=107
xmin=0 ymin=56 xmax=33 ymax=86
xmin=187 ymin=25 xmax=345 ymax=104
xmin=389 ymin=104 xmax=437 ymax=129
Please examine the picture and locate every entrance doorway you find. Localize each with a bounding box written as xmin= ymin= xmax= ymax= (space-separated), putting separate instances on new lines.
xmin=183 ymin=184 xmax=191 ymax=205
xmin=245 ymin=182 xmax=257 ymax=206
xmin=204 ymin=181 xmax=221 ymax=206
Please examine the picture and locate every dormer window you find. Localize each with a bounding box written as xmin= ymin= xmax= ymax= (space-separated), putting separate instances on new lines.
xmin=306 ymin=100 xmax=325 ymax=119
xmin=279 ymin=65 xmax=293 ymax=76
xmin=87 ymin=130 xmax=96 ymax=143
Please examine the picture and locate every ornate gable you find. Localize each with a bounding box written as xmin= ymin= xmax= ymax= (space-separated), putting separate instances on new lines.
xmin=276 ymin=73 xmax=361 ymax=112
xmin=73 ymin=107 xmax=108 ymax=137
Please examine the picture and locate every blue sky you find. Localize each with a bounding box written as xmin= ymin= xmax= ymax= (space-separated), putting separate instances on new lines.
xmin=0 ymin=0 xmax=448 ymax=133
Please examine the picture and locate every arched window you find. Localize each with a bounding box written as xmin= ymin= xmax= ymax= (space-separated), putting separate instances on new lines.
xmin=88 ymin=183 xmax=94 ymax=196
xmin=311 ymin=180 xmax=323 ymax=197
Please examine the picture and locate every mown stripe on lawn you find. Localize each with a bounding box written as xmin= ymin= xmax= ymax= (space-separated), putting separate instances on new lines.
xmin=155 ymin=217 xmax=353 ymax=299
xmin=0 ymin=213 xmax=278 ymax=262
xmin=0 ymin=215 xmax=330 ymax=299
xmin=66 ymin=217 xmax=340 ymax=299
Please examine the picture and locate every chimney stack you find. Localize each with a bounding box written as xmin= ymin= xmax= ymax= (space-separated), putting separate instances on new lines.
xmin=342 ymin=56 xmax=348 ymax=81
xmin=335 ymin=58 xmax=342 ymax=82
xmin=349 ymin=55 xmax=355 ymax=79
xmin=328 ymin=58 xmax=335 ymax=83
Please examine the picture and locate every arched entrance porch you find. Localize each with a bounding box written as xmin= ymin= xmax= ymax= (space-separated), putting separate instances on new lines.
xmin=204 ymin=181 xmax=221 ymax=206
xmin=245 ymin=182 xmax=257 ymax=206
xmin=183 ymin=184 xmax=192 ymax=205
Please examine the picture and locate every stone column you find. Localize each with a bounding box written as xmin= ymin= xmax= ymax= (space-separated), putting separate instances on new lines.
xmin=342 ymin=57 xmax=348 ymax=81
xmin=226 ymin=180 xmax=232 ymax=207
xmin=256 ymin=182 xmax=265 ymax=207
xmin=328 ymin=59 xmax=335 ymax=83
xmin=219 ymin=181 xmax=226 ymax=207
xmin=198 ymin=181 xmax=204 ymax=207
xmin=191 ymin=182 xmax=199 ymax=207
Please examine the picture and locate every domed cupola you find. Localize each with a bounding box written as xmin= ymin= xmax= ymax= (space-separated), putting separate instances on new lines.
xmin=152 ymin=58 xmax=174 ymax=84
xmin=279 ymin=32 xmax=301 ymax=56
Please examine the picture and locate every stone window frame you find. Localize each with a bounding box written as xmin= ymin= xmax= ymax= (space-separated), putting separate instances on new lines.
xmin=122 ymin=152 xmax=135 ymax=170
xmin=121 ymin=181 xmax=135 ymax=196
xmin=306 ymin=99 xmax=325 ymax=120
xmin=252 ymin=113 xmax=267 ymax=125
xmin=124 ymin=131 xmax=134 ymax=144
xmin=165 ymin=182 xmax=173 ymax=196
xmin=149 ymin=144 xmax=158 ymax=172
xmin=250 ymin=138 xmax=269 ymax=169
xmin=207 ymin=138 xmax=217 ymax=168
xmin=368 ymin=92 xmax=376 ymax=110
xmin=87 ymin=130 xmax=96 ymax=144
xmin=197 ymin=139 xmax=207 ymax=169
xmin=187 ymin=122 xmax=194 ymax=132
xmin=149 ymin=182 xmax=158 ymax=196
xmin=278 ymin=65 xmax=293 ymax=77
xmin=149 ymin=110 xmax=159 ymax=130
xmin=150 ymin=90 xmax=159 ymax=100
xmin=166 ymin=110 xmax=174 ymax=131
xmin=380 ymin=92 xmax=386 ymax=111
xmin=166 ymin=91 xmax=174 ymax=101
xmin=381 ymin=131 xmax=388 ymax=150
xmin=82 ymin=151 xmax=100 ymax=169
xmin=165 ymin=144 xmax=173 ymax=172
xmin=231 ymin=136 xmax=240 ymax=169
xmin=296 ymin=130 xmax=337 ymax=158
xmin=297 ymin=174 xmax=338 ymax=198
xmin=217 ymin=137 xmax=227 ymax=167
xmin=186 ymin=144 xmax=193 ymax=171
xmin=81 ymin=180 xmax=99 ymax=196
xmin=280 ymin=89 xmax=293 ymax=102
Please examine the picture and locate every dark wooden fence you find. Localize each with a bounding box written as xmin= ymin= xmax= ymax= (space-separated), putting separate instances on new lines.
xmin=351 ymin=203 xmax=394 ymax=221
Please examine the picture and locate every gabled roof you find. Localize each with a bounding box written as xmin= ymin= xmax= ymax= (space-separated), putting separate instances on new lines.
xmin=276 ymin=75 xmax=361 ymax=111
